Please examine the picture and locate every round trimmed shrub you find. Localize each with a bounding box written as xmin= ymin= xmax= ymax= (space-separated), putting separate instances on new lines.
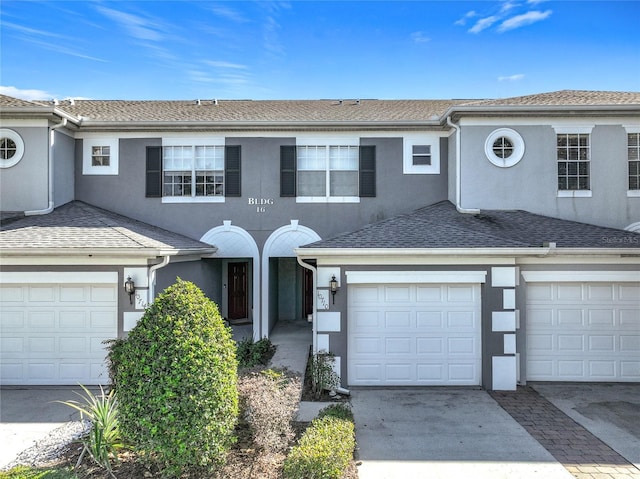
xmin=109 ymin=279 xmax=238 ymax=476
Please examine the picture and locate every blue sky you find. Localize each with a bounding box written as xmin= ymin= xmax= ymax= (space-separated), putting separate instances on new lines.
xmin=1 ymin=1 xmax=639 ymax=101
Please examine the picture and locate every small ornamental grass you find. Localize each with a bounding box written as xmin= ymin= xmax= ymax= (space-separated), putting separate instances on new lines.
xmin=236 ymin=337 xmax=276 ymax=369
xmin=283 ymin=405 xmax=355 ymax=479
xmin=237 ymin=368 xmax=301 ymax=453
xmin=57 ymin=384 xmax=122 ymax=476
xmin=109 ymin=279 xmax=238 ymax=478
xmin=0 ymin=466 xmax=78 ymax=479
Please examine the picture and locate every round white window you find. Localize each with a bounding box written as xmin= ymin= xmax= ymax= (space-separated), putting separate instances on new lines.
xmin=0 ymin=129 xmax=25 ymax=168
xmin=484 ymin=128 xmax=525 ymax=168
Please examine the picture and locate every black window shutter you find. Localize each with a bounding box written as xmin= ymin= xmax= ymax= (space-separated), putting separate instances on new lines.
xmin=225 ymin=145 xmax=241 ymax=197
xmin=280 ymin=145 xmax=296 ymax=197
xmin=359 ymin=145 xmax=376 ymax=197
xmin=146 ymin=146 xmax=162 ymax=198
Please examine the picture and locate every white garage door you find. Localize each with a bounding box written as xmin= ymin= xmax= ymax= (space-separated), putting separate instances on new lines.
xmin=527 ymin=282 xmax=640 ymax=382
xmin=0 ymin=281 xmax=117 ymax=385
xmin=348 ymin=283 xmax=482 ymax=386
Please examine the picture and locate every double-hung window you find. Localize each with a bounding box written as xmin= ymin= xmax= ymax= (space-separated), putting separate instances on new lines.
xmin=628 ymin=131 xmax=640 ymax=195
xmin=280 ymin=141 xmax=375 ymax=201
xmin=163 ymin=145 xmax=224 ymax=197
xmin=82 ymin=138 xmax=119 ymax=175
xmin=145 ymin=140 xmax=241 ymax=202
xmin=555 ymin=127 xmax=592 ymax=197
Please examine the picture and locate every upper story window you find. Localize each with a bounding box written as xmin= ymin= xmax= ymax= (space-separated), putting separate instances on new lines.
xmin=554 ymin=126 xmax=593 ymax=197
xmin=82 ymin=138 xmax=119 ymax=175
xmin=281 ymin=142 xmax=375 ymax=202
xmin=628 ymin=132 xmax=640 ymax=194
xmin=0 ymin=128 xmax=25 ymax=169
xmin=145 ymin=141 xmax=241 ymax=202
xmin=163 ymin=145 xmax=224 ymax=197
xmin=403 ymin=135 xmax=441 ymax=174
xmin=484 ymin=128 xmax=525 ymax=168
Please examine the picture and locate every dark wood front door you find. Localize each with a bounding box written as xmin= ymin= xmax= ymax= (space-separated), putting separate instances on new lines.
xmin=228 ymin=262 xmax=248 ymax=320
xmin=303 ymin=268 xmax=314 ymax=319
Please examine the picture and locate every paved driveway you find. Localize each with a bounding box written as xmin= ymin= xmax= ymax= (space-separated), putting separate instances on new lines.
xmin=351 ymin=388 xmax=573 ymax=479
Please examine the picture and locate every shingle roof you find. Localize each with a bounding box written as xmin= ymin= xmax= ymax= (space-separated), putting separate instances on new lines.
xmin=37 ymin=98 xmax=469 ymax=123
xmin=0 ymin=201 xmax=215 ymax=255
xmin=302 ymin=201 xmax=640 ymax=250
xmin=0 ymin=94 xmax=46 ymax=108
xmin=473 ymin=90 xmax=640 ymax=107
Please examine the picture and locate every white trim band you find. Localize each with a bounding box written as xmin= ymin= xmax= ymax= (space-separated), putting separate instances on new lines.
xmin=345 ymin=270 xmax=487 ymax=284
xmin=521 ymin=270 xmax=640 ymax=282
xmin=0 ymin=271 xmax=119 ymax=284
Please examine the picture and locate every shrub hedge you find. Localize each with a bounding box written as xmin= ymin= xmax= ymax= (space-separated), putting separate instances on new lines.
xmin=109 ymin=279 xmax=238 ymax=477
xmin=283 ymin=405 xmax=355 ymax=479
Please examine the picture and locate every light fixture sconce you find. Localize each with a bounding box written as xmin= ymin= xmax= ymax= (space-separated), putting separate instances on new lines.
xmin=329 ymin=275 xmax=339 ymax=304
xmin=124 ymin=276 xmax=135 ymax=304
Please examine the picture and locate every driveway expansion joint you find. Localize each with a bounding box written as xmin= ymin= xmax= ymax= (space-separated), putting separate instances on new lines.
xmin=489 ymin=386 xmax=640 ymax=479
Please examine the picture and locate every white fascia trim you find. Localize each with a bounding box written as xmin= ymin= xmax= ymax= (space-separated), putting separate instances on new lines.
xmin=521 ymin=270 xmax=640 ymax=282
xmin=346 ymin=270 xmax=487 ymax=284
xmin=296 ymin=136 xmax=359 ymax=146
xmin=0 ymin=271 xmax=118 ymax=284
xmin=297 ymin=247 xmax=553 ymax=257
xmin=0 ymin=248 xmax=215 ymax=257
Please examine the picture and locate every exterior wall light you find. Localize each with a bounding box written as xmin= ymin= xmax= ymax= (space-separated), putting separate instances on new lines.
xmin=124 ymin=276 xmax=136 ymax=304
xmin=329 ymin=275 xmax=339 ymax=304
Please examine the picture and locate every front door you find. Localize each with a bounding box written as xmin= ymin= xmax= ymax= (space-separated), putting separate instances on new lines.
xmin=228 ymin=262 xmax=248 ymax=320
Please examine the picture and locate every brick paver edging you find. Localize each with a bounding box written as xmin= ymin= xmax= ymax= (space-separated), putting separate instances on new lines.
xmin=489 ymin=387 xmax=640 ymax=479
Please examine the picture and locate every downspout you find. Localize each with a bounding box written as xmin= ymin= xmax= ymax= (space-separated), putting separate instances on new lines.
xmin=447 ymin=116 xmax=480 ymax=214
xmin=25 ymin=118 xmax=68 ymax=216
xmin=296 ymin=256 xmax=318 ymax=354
xmin=148 ymin=256 xmax=170 ymax=304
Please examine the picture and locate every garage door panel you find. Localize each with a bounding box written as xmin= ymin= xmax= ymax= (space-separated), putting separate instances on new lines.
xmin=0 ymin=282 xmax=116 ymax=385
xmin=620 ymin=284 xmax=640 ymax=300
xmin=385 ymin=311 xmax=411 ymax=328
xmin=351 ymin=286 xmax=379 ymax=303
xmin=349 ymin=283 xmax=481 ymax=386
xmin=91 ymin=285 xmax=117 ymax=302
xmin=527 ymin=282 xmax=640 ymax=382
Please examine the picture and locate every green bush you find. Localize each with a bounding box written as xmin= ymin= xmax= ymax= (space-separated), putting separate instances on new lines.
xmin=236 ymin=337 xmax=276 ymax=368
xmin=109 ymin=279 xmax=238 ymax=477
xmin=283 ymin=414 xmax=355 ymax=479
xmin=317 ymin=403 xmax=354 ymax=422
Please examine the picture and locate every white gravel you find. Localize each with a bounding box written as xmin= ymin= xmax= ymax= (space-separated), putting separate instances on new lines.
xmin=2 ymin=420 xmax=92 ymax=471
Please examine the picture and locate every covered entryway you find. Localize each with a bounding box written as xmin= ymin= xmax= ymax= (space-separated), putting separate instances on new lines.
xmin=348 ymin=281 xmax=482 ymax=386
xmin=526 ymin=280 xmax=640 ymax=381
xmin=0 ymin=272 xmax=118 ymax=385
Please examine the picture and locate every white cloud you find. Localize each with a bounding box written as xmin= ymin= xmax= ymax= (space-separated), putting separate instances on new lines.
xmin=204 ymin=61 xmax=248 ymax=70
xmin=455 ymin=10 xmax=477 ymax=26
xmin=498 ymin=74 xmax=525 ymax=81
xmin=498 ymin=10 xmax=552 ymax=32
xmin=500 ymin=1 xmax=519 ymax=13
xmin=411 ymin=31 xmax=430 ymax=44
xmin=208 ymin=5 xmax=249 ymax=23
xmin=96 ymin=6 xmax=165 ymax=42
xmin=0 ymin=85 xmax=55 ymax=101
xmin=469 ymin=15 xmax=500 ymax=34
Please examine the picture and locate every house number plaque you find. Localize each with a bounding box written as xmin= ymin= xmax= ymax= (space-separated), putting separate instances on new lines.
xmin=248 ymin=197 xmax=274 ymax=213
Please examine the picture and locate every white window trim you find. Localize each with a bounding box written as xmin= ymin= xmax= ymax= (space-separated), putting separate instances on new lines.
xmin=403 ymin=136 xmax=441 ymax=174
xmin=625 ymin=126 xmax=640 ymax=195
xmin=295 ymin=138 xmax=360 ymax=202
xmin=0 ymin=128 xmax=25 ymax=169
xmin=557 ymin=190 xmax=593 ymax=198
xmin=521 ymin=270 xmax=640 ymax=282
xmin=554 ymin=126 xmax=592 ymax=196
xmin=484 ymin=128 xmax=525 ymax=168
xmin=161 ymin=138 xmax=226 ymax=202
xmin=83 ymin=138 xmax=119 ymax=175
xmin=345 ymin=270 xmax=487 ymax=284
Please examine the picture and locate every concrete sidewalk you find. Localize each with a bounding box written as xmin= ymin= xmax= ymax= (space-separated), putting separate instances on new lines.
xmin=0 ymin=387 xmax=83 ymax=469
xmin=352 ymin=388 xmax=573 ymax=479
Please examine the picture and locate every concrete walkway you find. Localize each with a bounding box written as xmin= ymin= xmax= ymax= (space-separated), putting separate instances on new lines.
xmin=352 ymin=388 xmax=573 ymax=479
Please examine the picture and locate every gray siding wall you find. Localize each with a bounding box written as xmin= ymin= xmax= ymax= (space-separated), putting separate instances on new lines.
xmin=75 ymin=135 xmax=449 ymax=246
xmin=459 ymin=124 xmax=639 ymax=229
xmin=0 ymin=126 xmax=49 ymax=211
xmin=53 ymin=130 xmax=75 ymax=207
xmin=155 ymin=259 xmax=222 ymax=306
